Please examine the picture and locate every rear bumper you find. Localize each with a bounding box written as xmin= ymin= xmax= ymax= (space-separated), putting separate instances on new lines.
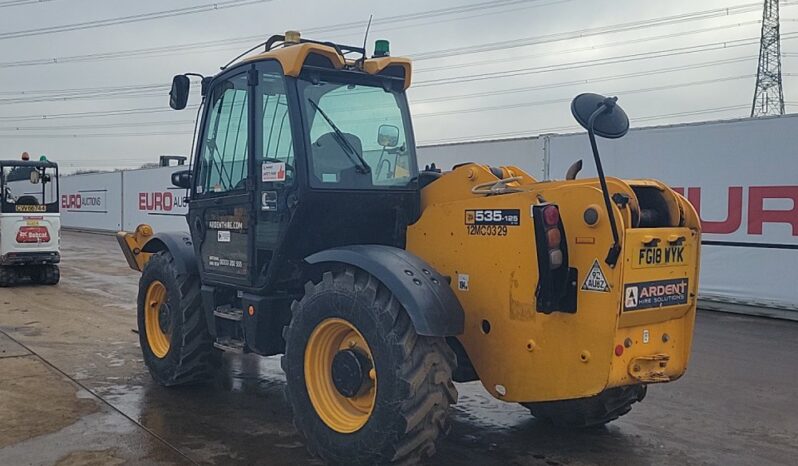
xmin=0 ymin=251 xmax=60 ymax=265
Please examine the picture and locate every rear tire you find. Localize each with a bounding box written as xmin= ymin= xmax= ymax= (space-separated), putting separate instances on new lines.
xmin=137 ymin=250 xmax=216 ymax=386
xmin=282 ymin=267 xmax=457 ymax=465
xmin=522 ymin=385 xmax=647 ymax=428
xmin=0 ymin=266 xmax=18 ymax=287
xmin=39 ymin=265 xmax=60 ymax=285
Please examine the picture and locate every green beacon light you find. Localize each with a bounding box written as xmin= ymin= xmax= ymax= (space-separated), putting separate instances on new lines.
xmin=373 ymin=39 xmax=390 ymax=58
xmin=39 ymin=155 xmax=48 ymax=162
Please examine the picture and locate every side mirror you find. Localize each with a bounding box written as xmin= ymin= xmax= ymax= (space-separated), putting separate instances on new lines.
xmin=569 ymin=92 xmax=630 ymax=268
xmin=171 ymin=169 xmax=192 ymax=189
xmin=29 ymin=170 xmax=40 ymax=184
xmin=377 ymin=124 xmax=400 ymax=147
xmin=570 ymin=93 xmax=629 ymax=139
xmin=170 ymin=75 xmax=190 ymax=110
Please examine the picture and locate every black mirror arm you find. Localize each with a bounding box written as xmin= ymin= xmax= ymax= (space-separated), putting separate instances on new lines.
xmin=587 ymin=101 xmax=622 ymax=268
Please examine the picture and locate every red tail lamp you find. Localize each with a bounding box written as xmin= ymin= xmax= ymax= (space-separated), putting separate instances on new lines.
xmin=543 ymin=205 xmax=560 ymax=226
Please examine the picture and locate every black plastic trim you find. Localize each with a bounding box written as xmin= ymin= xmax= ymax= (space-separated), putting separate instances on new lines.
xmin=305 ymin=245 xmax=464 ymax=336
xmin=141 ymin=231 xmax=198 ymax=276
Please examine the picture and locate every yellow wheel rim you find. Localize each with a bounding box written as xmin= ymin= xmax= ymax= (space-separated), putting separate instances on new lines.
xmin=144 ymin=280 xmax=171 ymax=358
xmin=304 ymin=318 xmax=377 ymax=433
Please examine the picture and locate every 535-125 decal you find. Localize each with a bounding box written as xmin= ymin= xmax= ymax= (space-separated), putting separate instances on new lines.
xmin=464 ymin=209 xmax=520 ymax=236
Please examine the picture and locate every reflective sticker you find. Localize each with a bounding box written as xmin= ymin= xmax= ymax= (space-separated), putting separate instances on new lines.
xmin=261 ymin=191 xmax=277 ymax=211
xmin=581 ymin=259 xmax=610 ymax=292
xmin=457 ymin=273 xmax=469 ymax=291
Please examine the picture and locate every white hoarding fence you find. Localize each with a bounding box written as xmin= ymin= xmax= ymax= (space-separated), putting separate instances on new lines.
xmin=418 ymin=136 xmax=547 ymax=178
xmin=122 ymin=166 xmax=188 ymax=232
xmin=60 ymin=171 xmax=123 ymax=231
xmin=545 ymin=115 xmax=798 ymax=314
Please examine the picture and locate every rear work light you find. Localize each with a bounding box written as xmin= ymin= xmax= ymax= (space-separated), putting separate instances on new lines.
xmin=16 ymin=226 xmax=50 ymax=243
xmin=532 ymin=203 xmax=577 ymax=314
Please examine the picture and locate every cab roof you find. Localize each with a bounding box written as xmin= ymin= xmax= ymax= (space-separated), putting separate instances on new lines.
xmin=235 ymin=34 xmax=412 ymax=90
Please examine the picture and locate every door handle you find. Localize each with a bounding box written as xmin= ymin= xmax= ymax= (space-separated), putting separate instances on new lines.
xmin=194 ymin=217 xmax=204 ymax=236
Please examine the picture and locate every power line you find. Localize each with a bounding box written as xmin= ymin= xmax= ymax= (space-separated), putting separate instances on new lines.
xmin=0 ymin=1 xmax=775 ymax=68
xmin=412 ymin=56 xmax=756 ymax=104
xmin=0 ymin=120 xmax=195 ymax=131
xmin=418 ymin=105 xmax=751 ymax=145
xmin=0 ymin=0 xmax=56 ymax=8
xmin=1 ymin=33 xmax=781 ymax=106
xmin=0 ymin=105 xmax=199 ymax=122
xmin=411 ymin=1 xmax=796 ymax=60
xmin=415 ymin=20 xmax=761 ymax=74
xmin=413 ymin=33 xmax=798 ymax=88
xmin=1 ymin=104 xmax=750 ymax=144
xmin=0 ymin=0 xmax=557 ymax=66
xmin=413 ymin=75 xmax=754 ymax=119
xmin=0 ymin=0 xmax=273 ymax=41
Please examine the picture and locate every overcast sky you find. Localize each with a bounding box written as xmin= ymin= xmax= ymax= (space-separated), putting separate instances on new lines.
xmin=0 ymin=0 xmax=795 ymax=172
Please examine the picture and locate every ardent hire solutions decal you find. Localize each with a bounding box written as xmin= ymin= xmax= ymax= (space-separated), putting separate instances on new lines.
xmin=624 ymin=278 xmax=689 ymax=311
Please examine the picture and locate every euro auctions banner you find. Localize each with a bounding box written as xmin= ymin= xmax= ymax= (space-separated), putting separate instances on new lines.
xmin=122 ymin=166 xmax=189 ymax=232
xmin=60 ymin=172 xmax=123 ymax=231
xmin=545 ymin=114 xmax=798 ymax=313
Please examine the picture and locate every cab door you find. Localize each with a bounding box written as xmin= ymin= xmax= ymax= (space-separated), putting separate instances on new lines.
xmin=189 ymin=68 xmax=255 ymax=287
xmin=250 ymin=61 xmax=302 ymax=288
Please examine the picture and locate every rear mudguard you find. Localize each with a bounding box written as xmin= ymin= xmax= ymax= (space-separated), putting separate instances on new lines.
xmin=305 ymin=245 xmax=465 ymax=337
xmin=140 ymin=232 xmax=198 ymax=276
xmin=118 ymin=224 xmax=198 ymax=275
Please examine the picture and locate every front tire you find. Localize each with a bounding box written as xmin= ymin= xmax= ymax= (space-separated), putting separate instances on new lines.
xmin=0 ymin=266 xmax=17 ymax=287
xmin=522 ymin=385 xmax=647 ymax=428
xmin=282 ymin=267 xmax=457 ymax=465
xmin=137 ymin=250 xmax=216 ymax=386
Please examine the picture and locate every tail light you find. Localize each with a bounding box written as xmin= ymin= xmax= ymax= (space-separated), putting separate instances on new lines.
xmin=16 ymin=226 xmax=50 ymax=243
xmin=533 ymin=203 xmax=577 ymax=314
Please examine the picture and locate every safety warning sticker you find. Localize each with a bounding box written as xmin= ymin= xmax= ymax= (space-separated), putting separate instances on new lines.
xmin=624 ymin=278 xmax=689 ymax=312
xmin=581 ymin=259 xmax=610 ymax=292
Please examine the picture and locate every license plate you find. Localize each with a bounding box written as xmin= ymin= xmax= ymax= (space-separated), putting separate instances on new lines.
xmin=633 ymin=244 xmax=685 ymax=268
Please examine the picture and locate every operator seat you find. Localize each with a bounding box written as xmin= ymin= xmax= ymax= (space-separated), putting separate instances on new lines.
xmin=311 ymin=132 xmax=364 ymax=185
xmin=15 ymin=195 xmax=39 ymax=205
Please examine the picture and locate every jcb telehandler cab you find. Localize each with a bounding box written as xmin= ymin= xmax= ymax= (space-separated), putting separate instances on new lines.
xmin=0 ymin=154 xmax=60 ymax=286
xmin=118 ymin=32 xmax=701 ymax=465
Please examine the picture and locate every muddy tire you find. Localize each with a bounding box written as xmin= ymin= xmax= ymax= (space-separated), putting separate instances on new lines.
xmin=522 ymin=385 xmax=647 ymax=428
xmin=38 ymin=265 xmax=60 ymax=285
xmin=0 ymin=266 xmax=17 ymax=287
xmin=282 ymin=267 xmax=457 ymax=465
xmin=138 ymin=250 xmax=216 ymax=386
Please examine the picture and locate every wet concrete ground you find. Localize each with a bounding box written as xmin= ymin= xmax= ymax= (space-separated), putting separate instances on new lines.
xmin=1 ymin=230 xmax=796 ymax=465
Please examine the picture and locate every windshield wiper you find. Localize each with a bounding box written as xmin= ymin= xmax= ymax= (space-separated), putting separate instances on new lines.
xmin=307 ymin=98 xmax=371 ymax=173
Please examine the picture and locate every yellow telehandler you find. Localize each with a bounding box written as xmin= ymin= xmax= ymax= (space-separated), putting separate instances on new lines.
xmin=118 ymin=32 xmax=700 ymax=464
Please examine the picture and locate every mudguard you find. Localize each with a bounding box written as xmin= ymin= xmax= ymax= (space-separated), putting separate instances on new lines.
xmin=141 ymin=232 xmax=198 ymax=276
xmin=305 ymin=245 xmax=465 ymax=337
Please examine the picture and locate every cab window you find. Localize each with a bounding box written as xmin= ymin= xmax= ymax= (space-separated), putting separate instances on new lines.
xmin=258 ymin=64 xmax=294 ymax=184
xmin=299 ymin=77 xmax=417 ymax=189
xmin=196 ymin=73 xmax=249 ymax=195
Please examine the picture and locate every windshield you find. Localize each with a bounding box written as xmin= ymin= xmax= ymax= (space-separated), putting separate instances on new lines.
xmin=1 ymin=164 xmax=59 ymax=213
xmin=299 ymin=75 xmax=417 ymax=189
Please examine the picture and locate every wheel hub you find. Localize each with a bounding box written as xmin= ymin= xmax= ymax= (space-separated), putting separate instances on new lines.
xmin=331 ymin=349 xmax=372 ymax=398
xmin=158 ymin=304 xmax=171 ymax=334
